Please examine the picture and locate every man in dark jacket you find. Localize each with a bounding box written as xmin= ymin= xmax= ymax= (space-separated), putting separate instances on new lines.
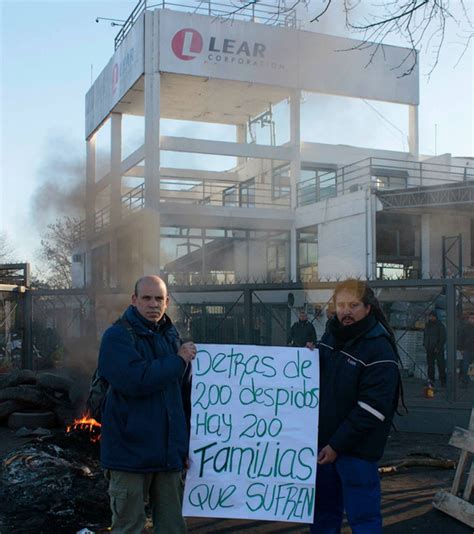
xmin=288 ymin=310 xmax=317 ymax=347
xmin=311 ymin=279 xmax=400 ymax=534
xmin=423 ymin=310 xmax=446 ymax=386
xmin=98 ymin=275 xmax=196 ymax=534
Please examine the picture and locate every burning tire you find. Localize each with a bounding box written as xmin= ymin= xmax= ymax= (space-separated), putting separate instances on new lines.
xmin=7 ymin=410 xmax=56 ymax=430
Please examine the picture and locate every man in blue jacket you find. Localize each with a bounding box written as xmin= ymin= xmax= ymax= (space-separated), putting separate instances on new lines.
xmin=311 ymin=279 xmax=401 ymax=534
xmin=98 ymin=275 xmax=196 ymax=534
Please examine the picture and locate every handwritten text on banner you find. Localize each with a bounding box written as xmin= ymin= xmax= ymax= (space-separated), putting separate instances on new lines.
xmin=183 ymin=344 xmax=320 ymax=523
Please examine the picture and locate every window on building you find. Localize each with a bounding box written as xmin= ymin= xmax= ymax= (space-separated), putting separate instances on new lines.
xmin=297 ymin=226 xmax=318 ymax=282
xmin=376 ymin=262 xmax=418 ymax=280
xmin=376 ymin=213 xmax=420 ymax=279
xmin=299 ymin=166 xmax=337 ymax=206
xmin=272 ymin=164 xmax=290 ymax=199
xmin=223 ymin=186 xmax=238 ymax=206
xmin=239 ymin=178 xmax=256 ymax=207
xmin=372 ymin=167 xmax=408 ymax=189
xmin=161 ymin=226 xmax=289 ymax=285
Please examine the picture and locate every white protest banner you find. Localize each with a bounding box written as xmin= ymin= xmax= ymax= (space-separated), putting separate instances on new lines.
xmin=183 ymin=344 xmax=319 ymax=523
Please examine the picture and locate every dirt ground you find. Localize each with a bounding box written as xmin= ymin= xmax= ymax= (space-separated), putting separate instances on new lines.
xmin=0 ymin=426 xmax=471 ymax=533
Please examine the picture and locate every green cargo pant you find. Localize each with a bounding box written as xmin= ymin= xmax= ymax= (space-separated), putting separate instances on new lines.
xmin=105 ymin=469 xmax=187 ymax=533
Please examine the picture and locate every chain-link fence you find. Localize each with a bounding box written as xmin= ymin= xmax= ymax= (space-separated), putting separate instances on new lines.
xmin=2 ymin=279 xmax=472 ymax=409
xmin=0 ymin=289 xmax=24 ymax=372
xmin=165 ymin=280 xmax=474 ymax=406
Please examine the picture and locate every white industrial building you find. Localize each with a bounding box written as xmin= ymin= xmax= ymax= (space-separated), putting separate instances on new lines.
xmin=72 ymin=2 xmax=474 ymax=291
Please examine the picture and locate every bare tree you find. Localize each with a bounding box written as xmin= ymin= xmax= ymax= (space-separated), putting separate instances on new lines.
xmin=38 ymin=217 xmax=78 ymax=289
xmin=319 ymin=0 xmax=474 ymax=76
xmin=227 ymin=0 xmax=473 ymax=75
xmin=0 ymin=231 xmax=16 ymax=263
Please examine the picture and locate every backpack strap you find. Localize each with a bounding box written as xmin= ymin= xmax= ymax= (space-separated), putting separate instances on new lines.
xmin=86 ymin=318 xmax=138 ymax=421
xmin=113 ymin=317 xmax=138 ymax=347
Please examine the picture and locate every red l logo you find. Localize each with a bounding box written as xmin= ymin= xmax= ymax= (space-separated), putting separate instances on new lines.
xmin=172 ymin=28 xmax=203 ymax=60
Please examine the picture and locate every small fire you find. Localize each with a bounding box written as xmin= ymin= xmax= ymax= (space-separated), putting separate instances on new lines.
xmin=67 ymin=414 xmax=102 ymax=443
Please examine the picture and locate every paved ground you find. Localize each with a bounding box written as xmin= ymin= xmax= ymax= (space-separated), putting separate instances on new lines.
xmin=0 ymin=426 xmax=471 ymax=533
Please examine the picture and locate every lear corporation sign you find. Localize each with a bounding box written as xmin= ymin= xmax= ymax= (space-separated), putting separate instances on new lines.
xmin=183 ymin=344 xmax=320 ymax=523
xmin=172 ymin=28 xmax=268 ymax=64
xmin=160 ymin=11 xmax=297 ymax=86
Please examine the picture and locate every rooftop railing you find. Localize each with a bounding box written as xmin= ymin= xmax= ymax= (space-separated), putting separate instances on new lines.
xmin=297 ymin=157 xmax=474 ymax=207
xmin=114 ymin=0 xmax=300 ymax=49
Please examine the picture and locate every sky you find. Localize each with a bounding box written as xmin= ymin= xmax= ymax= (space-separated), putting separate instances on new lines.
xmin=1 ymin=0 xmax=473 ymax=267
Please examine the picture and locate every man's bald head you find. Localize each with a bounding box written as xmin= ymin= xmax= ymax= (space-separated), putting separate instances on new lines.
xmin=134 ymin=276 xmax=167 ymax=297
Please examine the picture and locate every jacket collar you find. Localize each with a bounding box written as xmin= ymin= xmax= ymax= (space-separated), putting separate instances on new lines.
xmin=123 ymin=305 xmax=172 ymax=336
xmin=328 ymin=314 xmax=388 ymax=349
xmin=365 ymin=321 xmax=390 ymax=339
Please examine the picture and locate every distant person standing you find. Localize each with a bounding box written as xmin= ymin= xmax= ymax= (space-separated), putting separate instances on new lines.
xmin=288 ymin=310 xmax=317 ymax=348
xmin=423 ymin=310 xmax=446 ymax=387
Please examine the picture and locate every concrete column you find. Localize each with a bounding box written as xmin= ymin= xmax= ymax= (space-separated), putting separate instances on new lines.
xmin=110 ymin=112 xmax=122 ymax=226
xmin=409 ymin=105 xmax=419 ymax=159
xmin=237 ymin=124 xmax=247 ymax=168
xmin=289 ymin=90 xmax=301 ymax=281
xmin=290 ymin=227 xmax=298 ymax=282
xmin=365 ymin=190 xmax=377 ymax=280
xmin=109 ymin=113 xmax=122 ymax=287
xmin=143 ymin=9 xmax=161 ymax=273
xmin=144 ymin=72 xmax=161 ymax=211
xmin=289 ymin=89 xmax=301 ymax=208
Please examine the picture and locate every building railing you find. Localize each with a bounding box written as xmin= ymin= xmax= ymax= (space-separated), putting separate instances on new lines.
xmin=76 ymin=157 xmax=472 ymax=238
xmin=297 ymin=157 xmax=474 ymax=207
xmin=73 ymin=219 xmax=86 ymax=242
xmin=121 ymin=177 xmax=291 ymax=210
xmin=77 ymin=176 xmax=291 ymax=239
xmin=94 ymin=206 xmax=111 ymax=232
xmin=114 ymin=0 xmax=300 ymax=50
xmin=122 ymin=183 xmax=145 ymax=215
xmin=159 ymin=176 xmax=290 ymax=208
xmin=115 ymin=0 xmax=147 ymax=50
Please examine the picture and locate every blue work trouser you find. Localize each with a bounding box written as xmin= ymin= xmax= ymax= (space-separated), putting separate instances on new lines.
xmin=310 ymin=455 xmax=382 ymax=534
